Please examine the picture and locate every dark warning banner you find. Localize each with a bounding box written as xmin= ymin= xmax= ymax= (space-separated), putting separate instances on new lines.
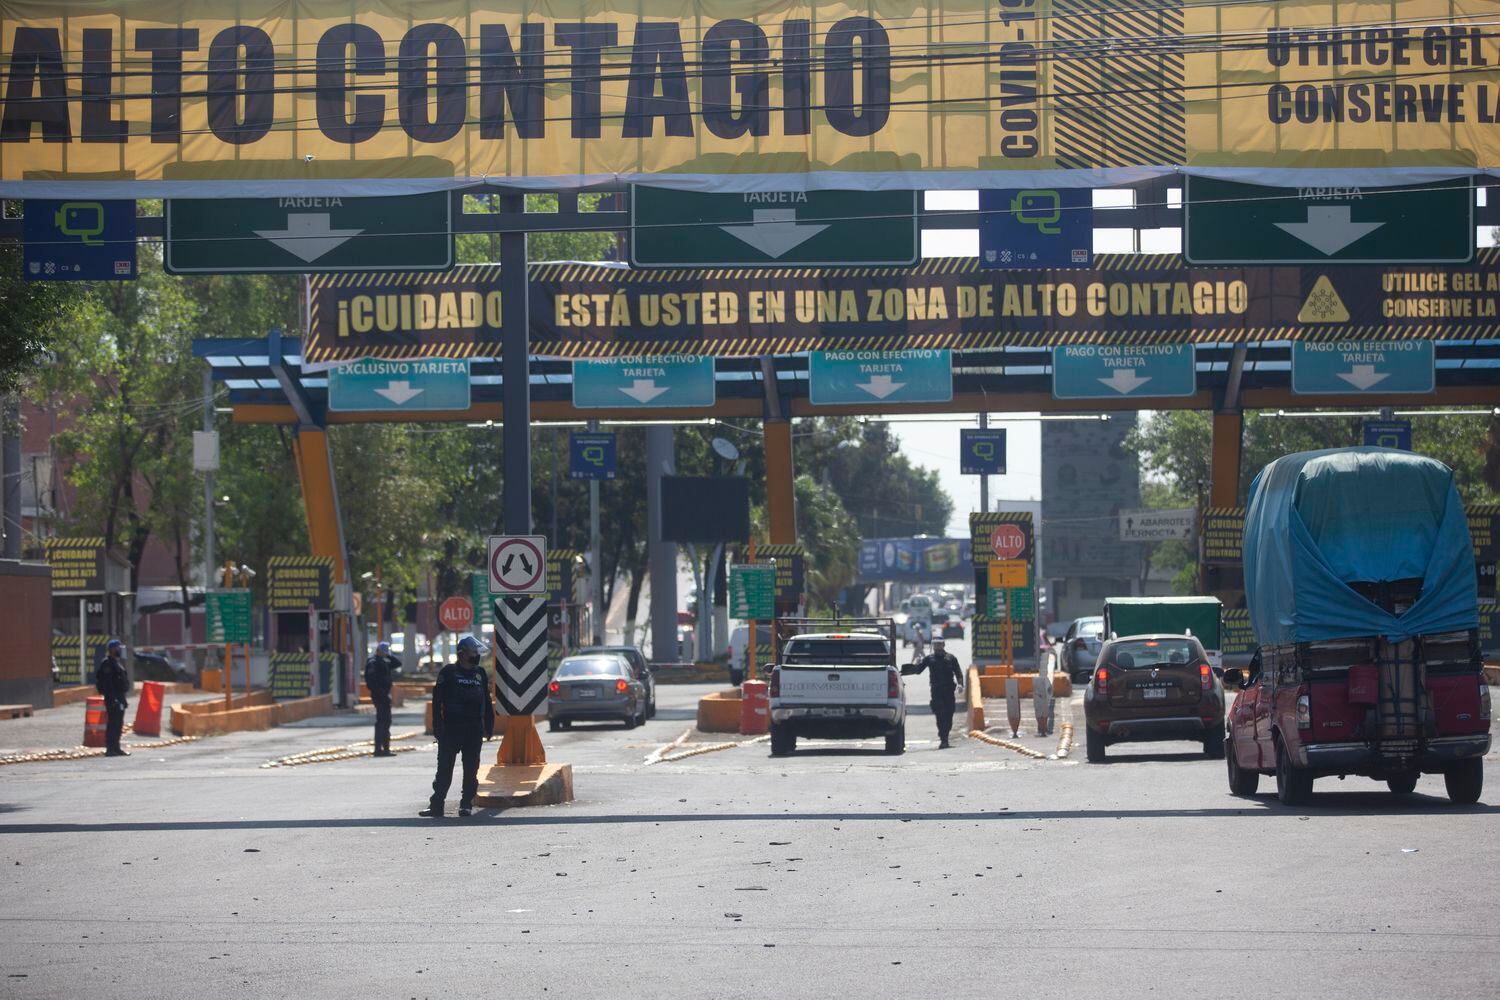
xmin=306 ymin=253 xmax=1500 ymax=362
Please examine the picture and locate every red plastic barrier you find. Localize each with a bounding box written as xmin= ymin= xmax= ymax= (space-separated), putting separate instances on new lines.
xmin=83 ymin=696 xmax=107 ymax=748
xmin=740 ymin=680 xmax=769 ymax=735
xmin=133 ymin=681 xmax=164 ymax=737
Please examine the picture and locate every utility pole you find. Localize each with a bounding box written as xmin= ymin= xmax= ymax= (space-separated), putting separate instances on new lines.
xmin=202 ymin=369 xmax=216 ymax=587
xmin=2 ymin=396 xmax=21 ymax=560
xmin=588 ymin=421 xmax=604 ymax=646
xmin=978 ymin=411 xmax=990 ymax=514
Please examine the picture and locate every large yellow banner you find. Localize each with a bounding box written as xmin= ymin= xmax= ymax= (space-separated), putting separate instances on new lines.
xmin=1 ymin=0 xmax=1496 ymax=191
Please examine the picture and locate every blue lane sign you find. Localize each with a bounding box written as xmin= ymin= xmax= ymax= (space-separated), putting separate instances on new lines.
xmin=573 ymin=355 xmax=715 ymax=408
xmin=327 ymin=358 xmax=471 ymax=412
xmin=979 ymin=188 xmax=1091 ymax=268
xmin=23 ymin=199 xmax=137 ymax=281
xmin=1052 ymin=344 xmax=1197 ymax=400
xmin=960 ymin=429 xmax=1007 ymax=475
xmin=570 ymin=432 xmax=617 ymax=480
xmin=1362 ymin=420 xmax=1412 ymax=450
xmin=1291 ymin=340 xmax=1434 ymax=395
xmin=808 ymin=350 xmax=952 ymax=405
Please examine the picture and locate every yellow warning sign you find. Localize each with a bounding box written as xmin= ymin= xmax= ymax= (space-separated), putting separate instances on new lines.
xmin=1298 ymin=276 xmax=1350 ymax=324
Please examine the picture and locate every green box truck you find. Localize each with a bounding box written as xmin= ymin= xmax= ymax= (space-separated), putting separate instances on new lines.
xmin=1102 ymin=597 xmax=1224 ymax=670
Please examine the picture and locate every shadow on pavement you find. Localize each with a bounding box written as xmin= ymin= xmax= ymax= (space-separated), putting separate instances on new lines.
xmin=4 ymin=798 xmax=1491 ymax=834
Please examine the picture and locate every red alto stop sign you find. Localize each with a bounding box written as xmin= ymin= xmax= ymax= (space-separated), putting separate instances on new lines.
xmin=439 ymin=597 xmax=474 ymax=632
xmin=990 ymin=524 xmax=1027 ymax=560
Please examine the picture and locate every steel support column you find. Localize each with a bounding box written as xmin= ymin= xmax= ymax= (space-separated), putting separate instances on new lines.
xmin=646 ymin=425 xmax=678 ymax=664
xmin=1209 ymin=410 xmax=1244 ymax=508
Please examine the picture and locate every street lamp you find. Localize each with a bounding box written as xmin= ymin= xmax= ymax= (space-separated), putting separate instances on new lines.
xmin=361 ymin=568 xmax=385 ymax=644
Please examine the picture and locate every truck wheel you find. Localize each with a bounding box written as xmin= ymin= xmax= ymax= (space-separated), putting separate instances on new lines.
xmin=1085 ymin=727 xmax=1106 ymax=763
xmin=1274 ymin=736 xmax=1313 ymax=806
xmin=1203 ymin=733 xmax=1226 ymax=759
xmin=769 ymin=726 xmax=795 ymax=757
xmin=884 ymin=723 xmax=905 ymax=755
xmin=1444 ymin=758 xmax=1483 ymax=804
xmin=1226 ymin=741 xmax=1258 ymax=797
xmin=1386 ymin=774 xmax=1418 ymax=795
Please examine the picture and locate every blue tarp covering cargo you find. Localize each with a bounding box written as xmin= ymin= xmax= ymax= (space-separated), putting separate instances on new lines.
xmin=1243 ymin=448 xmax=1478 ymax=645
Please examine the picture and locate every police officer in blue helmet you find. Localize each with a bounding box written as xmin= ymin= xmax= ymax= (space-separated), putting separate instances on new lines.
xmin=420 ymin=634 xmax=494 ymax=818
xmin=364 ymin=640 xmax=400 ymax=757
xmin=95 ymin=639 xmax=130 ymax=757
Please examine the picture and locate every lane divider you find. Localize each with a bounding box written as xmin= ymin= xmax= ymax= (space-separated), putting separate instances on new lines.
xmin=261 ymin=730 xmax=431 ymax=769
xmin=644 ymin=728 xmax=694 ymax=766
xmin=967 ymin=729 xmax=1048 ymax=760
xmin=1051 ymin=721 xmax=1075 ymax=760
xmin=0 ymin=734 xmax=201 ymax=766
xmin=656 ymin=734 xmax=770 ymax=763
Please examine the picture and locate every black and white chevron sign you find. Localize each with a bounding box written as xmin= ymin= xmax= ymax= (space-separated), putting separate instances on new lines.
xmin=494 ymin=595 xmax=550 ymax=715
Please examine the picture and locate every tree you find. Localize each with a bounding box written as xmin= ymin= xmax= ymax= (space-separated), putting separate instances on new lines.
xmin=795 ymin=418 xmax=953 ymax=538
xmin=0 ymin=243 xmax=84 ymax=394
xmin=793 ymin=475 xmax=861 ymax=610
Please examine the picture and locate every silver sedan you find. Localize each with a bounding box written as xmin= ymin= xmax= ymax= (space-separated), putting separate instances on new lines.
xmin=546 ymin=654 xmax=647 ymax=731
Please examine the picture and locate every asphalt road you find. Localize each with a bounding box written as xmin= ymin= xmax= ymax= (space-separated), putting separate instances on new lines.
xmin=1 ymin=653 xmax=1496 ymax=999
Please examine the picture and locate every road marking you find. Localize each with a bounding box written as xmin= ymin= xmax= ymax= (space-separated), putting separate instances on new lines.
xmin=0 ymin=734 xmax=201 ymax=766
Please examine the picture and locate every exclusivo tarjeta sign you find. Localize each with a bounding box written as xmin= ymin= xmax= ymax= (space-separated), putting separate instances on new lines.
xmin=1 ymin=0 xmax=1497 ymax=195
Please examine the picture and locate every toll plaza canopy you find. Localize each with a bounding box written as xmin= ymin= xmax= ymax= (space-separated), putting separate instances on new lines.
xmin=4 ymin=0 xmax=1500 ymax=196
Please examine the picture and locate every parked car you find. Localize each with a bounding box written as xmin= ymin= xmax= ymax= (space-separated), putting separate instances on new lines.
xmin=1083 ymin=634 xmax=1225 ymax=762
xmin=577 ymin=644 xmax=656 ymax=718
xmin=1062 ymin=616 xmax=1106 ymax=682
xmin=768 ymin=620 xmax=905 ymax=756
xmin=1226 ymin=448 xmax=1490 ymax=805
xmin=546 ymin=653 xmax=647 ymax=731
xmin=132 ymin=650 xmax=191 ymax=684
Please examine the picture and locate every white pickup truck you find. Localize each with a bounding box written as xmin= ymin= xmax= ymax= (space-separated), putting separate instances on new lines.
xmin=767 ymin=620 xmax=906 ymax=756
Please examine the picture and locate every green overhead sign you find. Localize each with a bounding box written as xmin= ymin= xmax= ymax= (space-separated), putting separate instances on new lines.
xmin=164 ymin=193 xmax=452 ymax=274
xmin=1184 ymin=177 xmax=1472 ymax=265
xmin=631 ymin=188 xmax=918 ymax=267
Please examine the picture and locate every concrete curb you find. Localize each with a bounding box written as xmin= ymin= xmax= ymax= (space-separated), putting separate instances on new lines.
xmin=966 ymin=668 xmax=985 ymax=732
xmin=170 ymin=693 xmax=333 ymax=736
xmin=472 ymin=762 xmax=574 ymax=809
xmin=697 ymin=689 xmax=742 ymax=733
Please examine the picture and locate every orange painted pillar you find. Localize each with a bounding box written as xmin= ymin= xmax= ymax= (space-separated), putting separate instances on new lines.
xmin=291 ymin=428 xmax=349 ymax=584
xmin=765 ymin=419 xmax=796 ymax=545
xmin=1210 ymin=411 xmax=1243 ymax=508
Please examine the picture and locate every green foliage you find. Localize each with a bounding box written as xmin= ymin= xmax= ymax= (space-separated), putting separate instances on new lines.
xmin=0 ymin=242 xmax=85 ymax=394
xmin=214 ymin=425 xmax=308 ymax=598
xmin=794 ymin=474 xmax=861 ymax=611
xmin=795 ymin=418 xmax=952 ymax=538
xmin=456 ymin=193 xmax=619 ymax=265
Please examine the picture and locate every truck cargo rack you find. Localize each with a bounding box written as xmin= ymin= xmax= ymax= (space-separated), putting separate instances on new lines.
xmin=772 ymin=618 xmax=897 ymax=668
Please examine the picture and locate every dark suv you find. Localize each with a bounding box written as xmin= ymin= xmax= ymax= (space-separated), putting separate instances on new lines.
xmin=1083 ymin=634 xmax=1225 ymax=762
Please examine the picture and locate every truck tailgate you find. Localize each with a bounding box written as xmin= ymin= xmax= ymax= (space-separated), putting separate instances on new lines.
xmin=777 ymin=665 xmax=890 ymax=704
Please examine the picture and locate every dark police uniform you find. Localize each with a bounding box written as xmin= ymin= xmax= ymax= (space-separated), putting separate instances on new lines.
xmin=906 ymin=647 xmax=965 ymax=747
xmin=428 ymin=660 xmax=495 ymax=814
xmin=94 ymin=651 xmax=130 ymax=756
xmin=363 ymin=653 xmax=399 ymax=755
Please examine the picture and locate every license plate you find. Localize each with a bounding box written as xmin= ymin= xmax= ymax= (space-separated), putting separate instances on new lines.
xmin=1381 ymin=739 xmax=1417 ymax=755
xmin=1143 ymin=688 xmax=1168 ymax=700
xmin=576 ymin=688 xmax=598 ymax=699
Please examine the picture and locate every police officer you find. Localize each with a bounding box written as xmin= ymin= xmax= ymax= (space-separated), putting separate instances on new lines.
xmin=420 ymin=635 xmax=494 ymax=818
xmin=364 ymin=641 xmax=399 ymax=757
xmin=95 ymin=639 xmax=131 ymax=757
xmin=904 ymin=636 xmax=964 ymax=749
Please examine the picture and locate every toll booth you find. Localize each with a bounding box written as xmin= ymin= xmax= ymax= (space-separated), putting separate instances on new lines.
xmin=42 ymin=538 xmax=133 ymax=685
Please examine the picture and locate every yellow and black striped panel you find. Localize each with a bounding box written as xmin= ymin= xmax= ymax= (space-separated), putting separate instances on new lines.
xmin=1051 ymin=0 xmax=1186 ymax=169
xmin=267 ymin=556 xmax=335 ymax=570
xmin=42 ymin=537 xmax=105 ymax=550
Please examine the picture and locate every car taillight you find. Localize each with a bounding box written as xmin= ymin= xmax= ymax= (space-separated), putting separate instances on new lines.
xmin=768 ymin=668 xmax=780 ymax=698
xmin=1095 ymin=666 xmax=1109 ymax=691
xmin=1296 ymin=688 xmax=1311 ymax=729
xmin=1200 ymin=663 xmax=1212 ymax=691
xmin=1480 ymin=682 xmax=1491 ymax=722
xmin=616 ymin=678 xmax=628 ymax=693
xmin=888 ymin=668 xmax=901 ymax=699
xmin=548 ymin=680 xmax=559 ymax=694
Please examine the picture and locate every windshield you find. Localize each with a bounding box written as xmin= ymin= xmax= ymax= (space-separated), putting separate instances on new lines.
xmin=782 ymin=638 xmax=890 ymax=665
xmin=1076 ymin=617 xmax=1104 ymax=637
xmin=1107 ymin=639 xmax=1200 ymax=669
xmin=556 ymin=657 xmax=626 ymax=678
